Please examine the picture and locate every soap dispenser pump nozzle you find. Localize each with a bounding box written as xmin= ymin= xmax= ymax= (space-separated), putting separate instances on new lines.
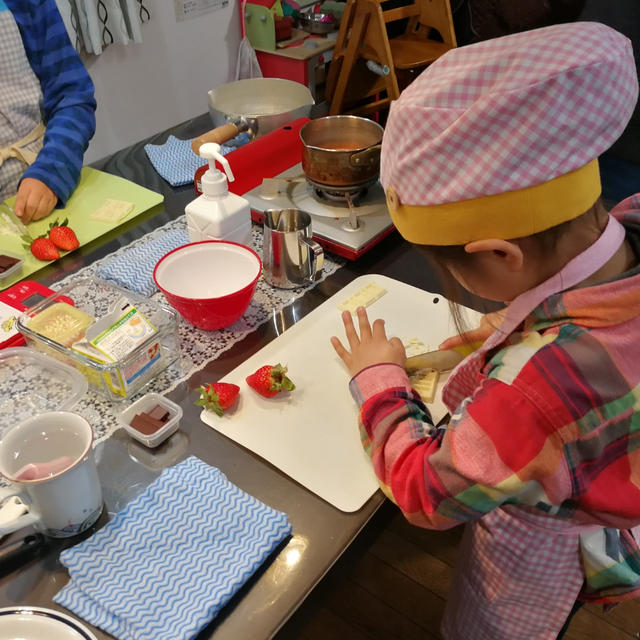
xmin=199 ymin=142 xmax=235 ymax=198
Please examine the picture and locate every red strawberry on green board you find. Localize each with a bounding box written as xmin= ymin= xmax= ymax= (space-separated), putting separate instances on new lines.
xmin=195 ymin=382 xmax=240 ymax=416
xmin=246 ymin=364 xmax=295 ymax=398
xmin=48 ymin=218 xmax=79 ymax=251
xmin=27 ymin=236 xmax=60 ymax=261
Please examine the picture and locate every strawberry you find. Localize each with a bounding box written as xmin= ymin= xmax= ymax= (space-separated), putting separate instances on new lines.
xmin=246 ymin=363 xmax=295 ymax=398
xmin=27 ymin=236 xmax=60 ymax=261
xmin=48 ymin=218 xmax=79 ymax=251
xmin=195 ymin=382 xmax=240 ymax=416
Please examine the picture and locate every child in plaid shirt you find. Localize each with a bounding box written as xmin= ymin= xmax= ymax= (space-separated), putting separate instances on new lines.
xmin=332 ymin=21 xmax=640 ymax=640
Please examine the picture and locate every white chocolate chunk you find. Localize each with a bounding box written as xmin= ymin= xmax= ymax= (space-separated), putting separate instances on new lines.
xmin=409 ymin=368 xmax=439 ymax=404
xmin=338 ymin=283 xmax=387 ymax=313
xmin=90 ymin=199 xmax=135 ymax=223
xmin=402 ymin=337 xmax=428 ymax=357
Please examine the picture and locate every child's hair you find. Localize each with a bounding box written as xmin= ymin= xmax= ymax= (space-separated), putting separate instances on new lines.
xmin=413 ymin=200 xmax=605 ymax=341
xmin=413 ymin=245 xmax=480 ymax=341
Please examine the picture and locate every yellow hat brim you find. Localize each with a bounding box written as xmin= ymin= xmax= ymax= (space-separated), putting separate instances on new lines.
xmin=386 ymin=159 xmax=602 ymax=245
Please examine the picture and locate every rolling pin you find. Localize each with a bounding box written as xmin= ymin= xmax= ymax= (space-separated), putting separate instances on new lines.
xmin=404 ymin=349 xmax=465 ymax=374
xmin=191 ymin=119 xmax=252 ymax=154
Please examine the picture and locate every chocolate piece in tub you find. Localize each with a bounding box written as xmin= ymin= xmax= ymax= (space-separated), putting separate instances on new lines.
xmin=147 ymin=404 xmax=170 ymax=422
xmin=130 ymin=404 xmax=172 ymax=435
xmin=0 ymin=255 xmax=19 ymax=273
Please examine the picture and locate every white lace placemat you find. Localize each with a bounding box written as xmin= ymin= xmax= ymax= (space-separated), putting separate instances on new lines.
xmin=50 ymin=216 xmax=346 ymax=444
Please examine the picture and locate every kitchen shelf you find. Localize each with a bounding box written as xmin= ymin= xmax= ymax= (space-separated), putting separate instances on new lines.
xmin=255 ymin=34 xmax=336 ymax=102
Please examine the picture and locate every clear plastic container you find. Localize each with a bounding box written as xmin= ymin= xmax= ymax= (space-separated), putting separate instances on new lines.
xmin=16 ymin=278 xmax=180 ymax=402
xmin=0 ymin=347 xmax=88 ymax=438
xmin=118 ymin=392 xmax=183 ymax=448
xmin=0 ymin=250 xmax=23 ymax=283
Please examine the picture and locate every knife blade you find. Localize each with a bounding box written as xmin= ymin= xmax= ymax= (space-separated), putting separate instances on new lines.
xmin=404 ymin=348 xmax=465 ymax=374
xmin=0 ymin=203 xmax=30 ymax=237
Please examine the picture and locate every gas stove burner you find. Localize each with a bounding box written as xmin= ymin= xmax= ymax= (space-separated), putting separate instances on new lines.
xmin=305 ymin=175 xmax=378 ymax=198
xmin=313 ymin=186 xmax=368 ymax=206
xmin=307 ymin=180 xmax=371 ymax=230
xmin=242 ymin=162 xmax=393 ymax=259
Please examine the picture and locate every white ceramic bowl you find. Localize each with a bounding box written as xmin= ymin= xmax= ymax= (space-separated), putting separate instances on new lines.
xmin=0 ymin=606 xmax=98 ymax=640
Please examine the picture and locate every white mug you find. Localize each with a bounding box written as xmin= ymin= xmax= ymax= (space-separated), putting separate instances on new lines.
xmin=0 ymin=411 xmax=103 ymax=538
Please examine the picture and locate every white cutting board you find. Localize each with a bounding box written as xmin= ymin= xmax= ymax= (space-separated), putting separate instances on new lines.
xmin=200 ymin=274 xmax=482 ymax=512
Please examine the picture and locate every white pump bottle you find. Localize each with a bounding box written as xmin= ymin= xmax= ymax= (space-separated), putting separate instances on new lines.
xmin=185 ymin=142 xmax=252 ymax=247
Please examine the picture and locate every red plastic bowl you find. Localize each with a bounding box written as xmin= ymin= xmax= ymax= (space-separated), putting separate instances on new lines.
xmin=153 ymin=241 xmax=262 ymax=330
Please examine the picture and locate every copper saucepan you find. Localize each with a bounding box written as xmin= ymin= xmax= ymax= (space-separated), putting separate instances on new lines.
xmin=299 ymin=116 xmax=383 ymax=188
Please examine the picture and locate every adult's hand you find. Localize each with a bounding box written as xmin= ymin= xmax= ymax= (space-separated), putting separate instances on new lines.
xmin=14 ymin=178 xmax=57 ymax=224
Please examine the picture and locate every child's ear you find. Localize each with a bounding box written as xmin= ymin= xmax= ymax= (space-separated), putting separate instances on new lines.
xmin=464 ymin=239 xmax=524 ymax=272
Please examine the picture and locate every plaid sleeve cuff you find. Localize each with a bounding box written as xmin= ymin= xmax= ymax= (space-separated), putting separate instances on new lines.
xmin=349 ymin=363 xmax=412 ymax=407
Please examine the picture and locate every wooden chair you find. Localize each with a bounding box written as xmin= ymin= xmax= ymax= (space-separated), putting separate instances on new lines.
xmin=326 ymin=0 xmax=456 ymax=116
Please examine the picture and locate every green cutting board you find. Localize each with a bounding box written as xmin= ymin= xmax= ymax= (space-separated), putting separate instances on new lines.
xmin=0 ymin=167 xmax=164 ymax=291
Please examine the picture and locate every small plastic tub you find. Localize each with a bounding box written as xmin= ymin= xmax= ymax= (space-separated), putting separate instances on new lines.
xmin=0 ymin=347 xmax=88 ymax=438
xmin=0 ymin=251 xmax=23 ymax=283
xmin=118 ymin=392 xmax=183 ymax=448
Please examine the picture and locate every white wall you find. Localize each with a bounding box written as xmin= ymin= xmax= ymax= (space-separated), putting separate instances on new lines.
xmin=83 ymin=2 xmax=241 ymax=163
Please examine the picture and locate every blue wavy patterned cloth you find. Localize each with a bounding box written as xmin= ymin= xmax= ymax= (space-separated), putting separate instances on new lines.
xmin=96 ymin=228 xmax=189 ymax=296
xmin=54 ymin=456 xmax=292 ymax=640
xmin=144 ymin=134 xmax=251 ymax=187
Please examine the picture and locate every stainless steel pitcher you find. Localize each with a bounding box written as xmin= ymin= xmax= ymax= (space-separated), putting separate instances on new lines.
xmin=263 ymin=209 xmax=324 ymax=289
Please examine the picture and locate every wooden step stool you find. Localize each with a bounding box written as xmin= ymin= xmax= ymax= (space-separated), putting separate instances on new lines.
xmin=326 ymin=0 xmax=457 ymax=116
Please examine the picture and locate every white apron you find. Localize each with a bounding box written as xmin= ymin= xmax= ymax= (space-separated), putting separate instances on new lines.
xmin=441 ymin=215 xmax=629 ymax=639
xmin=0 ymin=6 xmax=45 ymax=200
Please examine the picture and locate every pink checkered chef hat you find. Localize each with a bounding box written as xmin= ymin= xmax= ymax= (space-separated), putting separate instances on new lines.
xmin=381 ymin=22 xmax=638 ymax=245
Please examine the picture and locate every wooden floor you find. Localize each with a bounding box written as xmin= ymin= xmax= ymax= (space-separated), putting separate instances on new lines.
xmin=276 ymin=501 xmax=640 ymax=640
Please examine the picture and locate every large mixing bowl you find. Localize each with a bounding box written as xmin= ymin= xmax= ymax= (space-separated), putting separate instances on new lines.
xmin=208 ymin=78 xmax=313 ymax=137
xmin=192 ymin=78 xmax=315 ymax=152
xmin=153 ymin=241 xmax=261 ymax=331
xmin=297 ymin=8 xmax=337 ymax=34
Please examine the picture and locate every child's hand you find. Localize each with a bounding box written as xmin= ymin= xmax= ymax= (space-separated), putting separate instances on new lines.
xmin=439 ymin=309 xmax=507 ymax=350
xmin=331 ymin=306 xmax=406 ymax=377
xmin=14 ymin=178 xmax=57 ymax=223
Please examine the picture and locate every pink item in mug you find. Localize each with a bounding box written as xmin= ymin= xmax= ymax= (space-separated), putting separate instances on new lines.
xmin=14 ymin=455 xmax=75 ymax=481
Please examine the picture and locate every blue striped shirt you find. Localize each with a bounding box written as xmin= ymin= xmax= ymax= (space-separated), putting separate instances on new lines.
xmin=5 ymin=0 xmax=96 ymax=206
